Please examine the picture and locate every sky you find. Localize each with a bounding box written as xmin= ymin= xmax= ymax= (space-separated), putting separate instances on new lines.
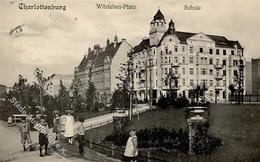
xmin=0 ymin=0 xmax=259 ymax=87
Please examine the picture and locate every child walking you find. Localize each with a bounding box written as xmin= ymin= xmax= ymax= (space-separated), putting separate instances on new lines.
xmin=19 ymin=119 xmax=33 ymax=151
xmin=124 ymin=129 xmax=138 ymax=162
xmin=76 ymin=118 xmax=85 ymax=156
xmin=38 ymin=117 xmax=50 ymax=157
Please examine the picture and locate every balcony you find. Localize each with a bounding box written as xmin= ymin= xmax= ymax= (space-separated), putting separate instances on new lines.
xmin=214 ymin=64 xmax=223 ymax=69
xmin=214 ymin=75 xmax=223 ymax=80
xmin=171 ymin=62 xmax=180 ymax=67
xmin=215 ymin=85 xmax=224 ymax=90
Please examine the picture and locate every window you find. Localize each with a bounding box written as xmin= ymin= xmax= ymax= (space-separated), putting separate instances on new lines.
xmin=169 ymin=39 xmax=172 ymax=42
xmin=190 ymin=47 xmax=193 ymax=54
xmin=223 ymin=91 xmax=226 ymax=99
xmin=165 ymin=47 xmax=168 ymax=54
xmin=156 ymin=80 xmax=157 ymax=86
xmin=209 ymin=58 xmax=213 ymax=65
xmin=216 ymin=49 xmax=219 ymax=55
xmin=209 ymin=69 xmax=213 ymax=75
xmin=210 ymin=80 xmax=213 ymax=86
xmin=210 ymin=90 xmax=213 ymax=97
xmin=189 ymin=68 xmax=194 ymax=75
xmin=223 ymin=70 xmax=226 ymax=76
xmin=169 ymin=57 xmax=171 ymax=63
xmin=174 ymin=46 xmax=178 ymax=52
xmin=201 ymin=79 xmax=207 ymax=86
xmin=182 ymin=46 xmax=185 ymax=52
xmin=156 ymin=69 xmax=158 ymax=75
xmin=199 ymin=47 xmax=203 ymax=53
xmin=165 ymin=68 xmax=168 ymax=74
xmin=155 ymin=59 xmax=157 ymax=65
xmin=183 ymin=79 xmax=185 ymax=86
xmin=189 ymin=57 xmax=194 ymax=64
xmin=190 ymin=79 xmax=194 ymax=86
xmin=234 ymin=70 xmax=238 ymax=76
xmin=182 ymin=57 xmax=185 ymax=64
xmin=223 ymin=50 xmax=226 ymax=55
xmin=164 ymin=57 xmax=167 ymax=63
xmin=182 ymin=68 xmax=185 ymax=75
xmin=209 ymin=48 xmax=213 ymax=54
xmin=204 ymin=58 xmax=208 ymax=64
xmin=231 ymin=50 xmax=234 ymax=55
xmin=201 ymin=68 xmax=207 ymax=75
xmin=175 ymin=68 xmax=178 ymax=74
xmin=223 ymin=60 xmax=226 ymax=66
xmin=174 ymin=57 xmax=178 ymax=63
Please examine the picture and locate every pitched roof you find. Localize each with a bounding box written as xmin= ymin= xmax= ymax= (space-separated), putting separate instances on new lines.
xmin=152 ymin=9 xmax=165 ymax=22
xmin=132 ymin=38 xmax=150 ymax=53
xmin=93 ymin=42 xmax=122 ymax=67
xmin=78 ymin=50 xmax=95 ymax=71
xmin=157 ymin=30 xmax=243 ymax=49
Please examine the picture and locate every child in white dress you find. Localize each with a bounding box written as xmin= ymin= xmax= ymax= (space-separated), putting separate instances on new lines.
xmin=124 ymin=129 xmax=138 ymax=162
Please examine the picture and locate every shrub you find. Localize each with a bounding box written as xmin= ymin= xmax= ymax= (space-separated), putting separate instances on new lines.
xmin=105 ymin=127 xmax=189 ymax=153
xmin=192 ymin=122 xmax=222 ymax=154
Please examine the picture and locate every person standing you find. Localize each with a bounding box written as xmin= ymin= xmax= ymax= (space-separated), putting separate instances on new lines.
xmin=64 ymin=110 xmax=75 ymax=144
xmin=19 ymin=119 xmax=33 ymax=151
xmin=76 ymin=118 xmax=85 ymax=156
xmin=38 ymin=117 xmax=50 ymax=157
xmin=124 ymin=129 xmax=138 ymax=162
xmin=53 ymin=113 xmax=60 ymax=141
xmin=8 ymin=116 xmax=13 ymax=127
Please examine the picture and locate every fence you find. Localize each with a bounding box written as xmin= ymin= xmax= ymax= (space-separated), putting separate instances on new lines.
xmin=84 ymin=139 xmax=170 ymax=162
xmin=229 ymin=95 xmax=260 ymax=103
xmin=83 ymin=139 xmax=259 ymax=162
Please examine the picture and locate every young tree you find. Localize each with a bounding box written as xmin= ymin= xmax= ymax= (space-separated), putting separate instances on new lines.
xmin=57 ymin=80 xmax=71 ymax=113
xmin=70 ymin=79 xmax=84 ymax=112
xmin=34 ymin=68 xmax=55 ymax=114
xmin=85 ymin=81 xmax=97 ymax=113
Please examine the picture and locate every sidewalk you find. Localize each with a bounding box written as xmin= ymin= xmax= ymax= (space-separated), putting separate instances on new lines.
xmin=83 ymin=104 xmax=153 ymax=130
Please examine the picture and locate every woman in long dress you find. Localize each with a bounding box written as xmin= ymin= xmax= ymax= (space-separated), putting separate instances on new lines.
xmin=64 ymin=111 xmax=75 ymax=144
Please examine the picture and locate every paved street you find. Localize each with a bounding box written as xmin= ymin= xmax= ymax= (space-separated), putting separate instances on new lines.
xmin=0 ymin=121 xmax=115 ymax=162
xmin=83 ymin=104 xmax=152 ymax=130
xmin=0 ymin=104 xmax=152 ymax=162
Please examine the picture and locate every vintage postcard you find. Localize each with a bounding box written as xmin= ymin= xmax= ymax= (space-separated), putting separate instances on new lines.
xmin=0 ymin=0 xmax=260 ymax=162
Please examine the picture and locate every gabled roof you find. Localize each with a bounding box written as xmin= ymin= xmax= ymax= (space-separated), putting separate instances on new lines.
xmin=78 ymin=50 xmax=95 ymax=71
xmin=157 ymin=30 xmax=243 ymax=49
xmin=93 ymin=42 xmax=122 ymax=67
xmin=152 ymin=9 xmax=165 ymax=22
xmin=132 ymin=38 xmax=150 ymax=53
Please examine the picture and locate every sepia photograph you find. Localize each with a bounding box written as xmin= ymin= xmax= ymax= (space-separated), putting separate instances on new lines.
xmin=0 ymin=0 xmax=260 ymax=161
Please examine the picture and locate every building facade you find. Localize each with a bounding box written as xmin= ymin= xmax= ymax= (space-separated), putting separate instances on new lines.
xmin=132 ymin=10 xmax=246 ymax=103
xmin=252 ymin=59 xmax=260 ymax=95
xmin=74 ymin=36 xmax=132 ymax=95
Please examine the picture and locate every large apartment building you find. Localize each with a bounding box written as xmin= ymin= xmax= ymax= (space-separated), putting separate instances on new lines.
xmin=74 ymin=36 xmax=132 ymax=95
xmin=132 ymin=10 xmax=246 ymax=103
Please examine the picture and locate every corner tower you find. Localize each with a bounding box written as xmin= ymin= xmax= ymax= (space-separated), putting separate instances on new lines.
xmin=149 ymin=9 xmax=167 ymax=46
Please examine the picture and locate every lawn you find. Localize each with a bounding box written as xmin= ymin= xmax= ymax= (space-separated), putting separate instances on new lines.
xmin=84 ymin=104 xmax=260 ymax=161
